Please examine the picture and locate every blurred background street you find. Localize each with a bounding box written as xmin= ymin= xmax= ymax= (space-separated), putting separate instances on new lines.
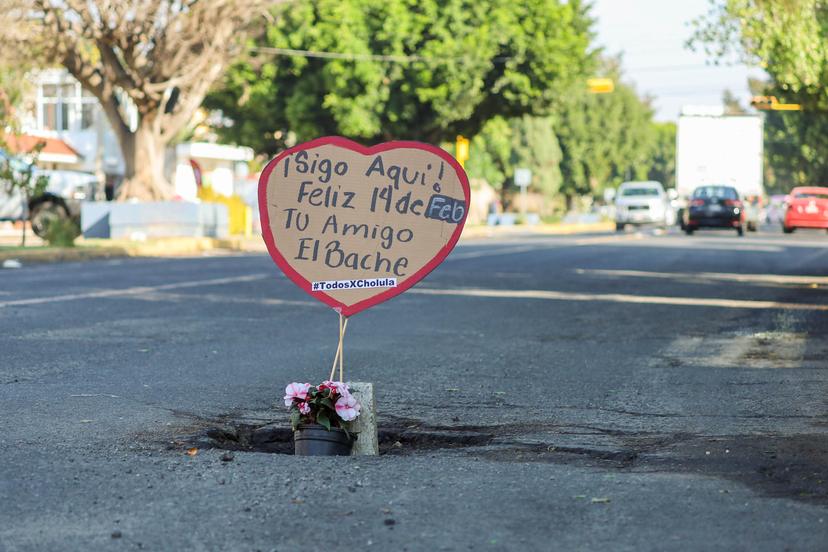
xmin=2 ymin=0 xmax=828 ymax=549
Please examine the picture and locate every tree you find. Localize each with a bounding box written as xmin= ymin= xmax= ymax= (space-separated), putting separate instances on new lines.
xmin=464 ymin=117 xmax=513 ymax=193
xmin=691 ymin=0 xmax=828 ymax=104
xmin=206 ymin=0 xmax=595 ymax=156
xmin=3 ymin=0 xmax=272 ymax=200
xmin=555 ymin=67 xmax=658 ymax=207
xmin=722 ymin=89 xmax=748 ymax=115
xmin=0 ymin=141 xmax=49 ymax=246
xmin=763 ymin=102 xmax=828 ymax=189
xmin=691 ymin=1 xmax=828 ymax=188
xmin=464 ymin=115 xmax=563 ymax=210
xmin=647 ymin=122 xmax=676 ymax=189
xmin=509 ymin=116 xmax=563 ymax=201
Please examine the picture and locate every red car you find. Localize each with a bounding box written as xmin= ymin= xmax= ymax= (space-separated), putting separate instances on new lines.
xmin=783 ymin=186 xmax=828 ymax=233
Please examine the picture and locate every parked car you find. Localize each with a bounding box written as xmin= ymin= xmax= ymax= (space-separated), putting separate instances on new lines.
xmin=783 ymin=186 xmax=828 ymax=233
xmin=0 ymin=149 xmax=97 ymax=237
xmin=614 ymin=181 xmax=674 ymax=231
xmin=683 ymin=185 xmax=746 ymax=236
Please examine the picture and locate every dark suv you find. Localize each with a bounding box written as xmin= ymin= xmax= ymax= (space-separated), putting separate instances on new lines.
xmin=683 ymin=185 xmax=745 ymax=236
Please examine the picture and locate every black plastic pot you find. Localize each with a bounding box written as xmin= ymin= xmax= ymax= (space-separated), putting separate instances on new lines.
xmin=294 ymin=424 xmax=355 ymax=456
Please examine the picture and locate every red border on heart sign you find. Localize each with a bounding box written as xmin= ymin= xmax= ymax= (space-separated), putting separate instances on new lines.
xmin=258 ymin=136 xmax=470 ymax=316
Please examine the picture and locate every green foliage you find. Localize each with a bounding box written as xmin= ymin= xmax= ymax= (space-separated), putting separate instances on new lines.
xmin=316 ymin=410 xmax=332 ymax=431
xmin=510 ymin=116 xmax=563 ymax=198
xmin=555 ymin=63 xmax=658 ymax=201
xmin=44 ymin=218 xmax=80 ymax=247
xmin=647 ymin=122 xmax=676 ymax=189
xmin=0 ymin=139 xmax=49 ymax=246
xmin=763 ymin=97 xmax=828 ymax=190
xmin=0 ymin=142 xmax=49 ymax=202
xmin=691 ymin=2 xmax=828 ymax=190
xmin=285 ymin=382 xmax=356 ymax=431
xmin=691 ymin=1 xmax=828 ymax=101
xmin=464 ymin=115 xmax=562 ymax=198
xmin=206 ymin=0 xmax=596 ymax=156
xmin=465 ymin=117 xmax=513 ymax=190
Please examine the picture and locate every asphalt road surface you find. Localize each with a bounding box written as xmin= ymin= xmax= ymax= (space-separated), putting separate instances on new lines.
xmin=2 ymin=227 xmax=828 ymax=551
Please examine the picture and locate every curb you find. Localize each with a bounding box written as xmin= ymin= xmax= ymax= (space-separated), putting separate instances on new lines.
xmin=0 ymin=237 xmax=267 ymax=265
xmin=1 ymin=222 xmax=613 ymax=265
xmin=460 ymin=221 xmax=615 ymax=239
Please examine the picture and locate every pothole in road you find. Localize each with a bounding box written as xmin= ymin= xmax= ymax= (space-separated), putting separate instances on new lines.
xmin=189 ymin=419 xmax=498 ymax=456
xmin=179 ymin=416 xmax=828 ymax=505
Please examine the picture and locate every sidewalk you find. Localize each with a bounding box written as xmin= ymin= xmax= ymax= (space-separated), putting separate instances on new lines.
xmin=0 ymin=221 xmax=615 ymax=265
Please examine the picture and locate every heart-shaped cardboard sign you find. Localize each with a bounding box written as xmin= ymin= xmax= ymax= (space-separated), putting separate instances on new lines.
xmin=258 ymin=136 xmax=470 ymax=316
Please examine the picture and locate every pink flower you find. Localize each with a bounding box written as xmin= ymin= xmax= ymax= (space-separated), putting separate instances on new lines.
xmin=284 ymin=382 xmax=310 ymax=407
xmin=321 ymin=380 xmax=350 ymax=398
xmin=335 ymin=394 xmax=360 ymax=422
xmin=298 ymin=401 xmax=311 ymax=415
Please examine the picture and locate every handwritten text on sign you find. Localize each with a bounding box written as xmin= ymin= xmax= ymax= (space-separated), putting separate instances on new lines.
xmin=259 ymin=137 xmax=470 ymax=316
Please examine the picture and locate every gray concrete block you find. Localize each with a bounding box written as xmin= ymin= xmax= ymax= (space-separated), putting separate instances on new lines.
xmin=349 ymin=382 xmax=378 ymax=456
xmin=80 ymin=201 xmax=229 ymax=239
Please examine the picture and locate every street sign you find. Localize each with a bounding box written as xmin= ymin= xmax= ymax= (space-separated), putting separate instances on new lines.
xmin=514 ymin=168 xmax=532 ymax=187
xmin=259 ymin=136 xmax=470 ymax=316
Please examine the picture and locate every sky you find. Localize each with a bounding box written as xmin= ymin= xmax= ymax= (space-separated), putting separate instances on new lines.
xmin=591 ymin=0 xmax=767 ymax=121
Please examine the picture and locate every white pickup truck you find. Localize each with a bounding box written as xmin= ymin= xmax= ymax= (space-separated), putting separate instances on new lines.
xmin=0 ymin=149 xmax=98 ymax=237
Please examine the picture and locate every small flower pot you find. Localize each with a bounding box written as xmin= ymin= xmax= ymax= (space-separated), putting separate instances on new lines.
xmin=294 ymin=424 xmax=355 ymax=456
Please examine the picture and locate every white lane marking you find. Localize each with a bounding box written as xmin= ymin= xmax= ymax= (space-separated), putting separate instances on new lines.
xmin=449 ymin=245 xmax=546 ymax=260
xmin=449 ymin=233 xmax=643 ymax=260
xmin=131 ymin=291 xmax=316 ymax=308
xmin=575 ymin=269 xmax=828 ymax=286
xmin=0 ymin=274 xmax=271 ymax=308
xmin=690 ymin=235 xmax=828 ymax=248
xmin=410 ymin=287 xmax=828 ymax=311
xmin=613 ymin=240 xmax=783 ymax=253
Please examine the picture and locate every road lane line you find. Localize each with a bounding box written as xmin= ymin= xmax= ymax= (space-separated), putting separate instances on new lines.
xmin=613 ymin=240 xmax=784 ymax=253
xmin=449 ymin=233 xmax=643 ymax=260
xmin=0 ymin=274 xmax=271 ymax=308
xmin=130 ymin=290 xmax=316 ymax=308
xmin=449 ymin=245 xmax=549 ymax=260
xmin=575 ymin=269 xmax=828 ymax=286
xmin=410 ymin=287 xmax=828 ymax=311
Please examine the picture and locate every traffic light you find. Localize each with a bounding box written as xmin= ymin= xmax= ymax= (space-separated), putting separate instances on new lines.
xmin=751 ymin=95 xmax=802 ymax=111
xmin=751 ymin=96 xmax=775 ymax=110
xmin=587 ymin=78 xmax=614 ymax=94
xmin=455 ymin=135 xmax=469 ymax=168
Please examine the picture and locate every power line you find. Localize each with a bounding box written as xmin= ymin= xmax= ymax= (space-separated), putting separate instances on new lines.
xmin=251 ymin=46 xmax=511 ymax=64
xmin=628 ymin=63 xmax=754 ymax=73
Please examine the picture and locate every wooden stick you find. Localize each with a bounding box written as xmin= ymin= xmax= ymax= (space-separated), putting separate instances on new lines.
xmin=339 ymin=317 xmax=349 ymax=382
xmin=329 ymin=313 xmax=343 ymax=381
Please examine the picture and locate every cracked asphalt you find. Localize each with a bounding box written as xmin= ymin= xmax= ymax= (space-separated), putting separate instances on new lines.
xmin=2 ymin=227 xmax=828 ymax=551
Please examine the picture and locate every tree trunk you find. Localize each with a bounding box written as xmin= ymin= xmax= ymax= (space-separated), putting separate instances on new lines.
xmin=499 ymin=182 xmax=510 ymax=212
xmin=116 ymin=120 xmax=175 ymax=201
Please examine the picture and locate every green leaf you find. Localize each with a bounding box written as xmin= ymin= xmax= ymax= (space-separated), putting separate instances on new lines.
xmin=289 ymin=409 xmax=301 ymax=431
xmin=319 ymin=398 xmax=334 ymax=410
xmin=317 ymin=410 xmax=331 ymax=431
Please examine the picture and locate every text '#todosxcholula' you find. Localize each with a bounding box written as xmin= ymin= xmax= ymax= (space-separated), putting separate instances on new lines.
xmin=311 ymin=278 xmax=397 ymax=292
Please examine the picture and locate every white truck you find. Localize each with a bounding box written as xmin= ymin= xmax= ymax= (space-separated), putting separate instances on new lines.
xmin=1 ymin=149 xmax=97 ymax=237
xmin=676 ymin=113 xmax=765 ymax=230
